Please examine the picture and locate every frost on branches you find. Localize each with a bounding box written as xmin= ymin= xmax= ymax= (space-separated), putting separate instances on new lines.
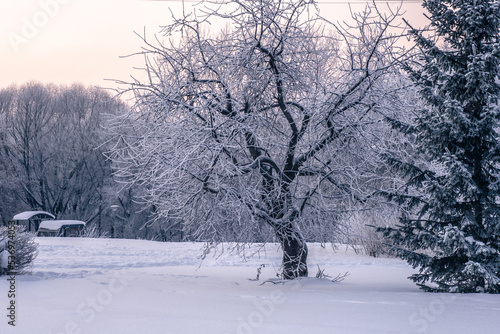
xmin=0 ymin=226 xmax=38 ymax=276
xmin=110 ymin=0 xmax=402 ymax=278
xmin=379 ymin=0 xmax=500 ymax=293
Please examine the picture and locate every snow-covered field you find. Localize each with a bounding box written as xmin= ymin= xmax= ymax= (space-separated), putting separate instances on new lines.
xmin=1 ymin=238 xmax=499 ymax=334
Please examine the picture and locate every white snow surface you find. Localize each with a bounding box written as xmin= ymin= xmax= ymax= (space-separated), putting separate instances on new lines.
xmin=12 ymin=211 xmax=55 ymax=220
xmin=38 ymin=220 xmax=86 ymax=231
xmin=1 ymin=238 xmax=499 ymax=334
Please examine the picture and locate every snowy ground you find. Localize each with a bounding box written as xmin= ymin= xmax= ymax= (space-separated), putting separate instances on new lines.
xmin=1 ymin=238 xmax=499 ymax=334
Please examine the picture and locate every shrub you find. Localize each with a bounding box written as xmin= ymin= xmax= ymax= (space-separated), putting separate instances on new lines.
xmin=0 ymin=225 xmax=38 ymax=276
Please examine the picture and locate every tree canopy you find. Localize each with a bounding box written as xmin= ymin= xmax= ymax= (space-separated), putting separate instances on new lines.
xmin=379 ymin=0 xmax=500 ymax=293
xmin=112 ymin=0 xmax=403 ymax=278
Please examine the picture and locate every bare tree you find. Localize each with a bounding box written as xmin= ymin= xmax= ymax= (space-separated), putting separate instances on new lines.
xmin=0 ymin=86 xmax=18 ymax=225
xmin=112 ymin=0 xmax=403 ymax=278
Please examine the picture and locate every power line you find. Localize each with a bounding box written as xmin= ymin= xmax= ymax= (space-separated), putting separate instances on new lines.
xmin=142 ymin=0 xmax=423 ymax=3
xmin=318 ymin=1 xmax=422 ymax=3
xmin=311 ymin=0 xmax=423 ymax=2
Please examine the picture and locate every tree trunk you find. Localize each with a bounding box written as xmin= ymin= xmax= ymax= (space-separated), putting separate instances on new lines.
xmin=276 ymin=224 xmax=308 ymax=279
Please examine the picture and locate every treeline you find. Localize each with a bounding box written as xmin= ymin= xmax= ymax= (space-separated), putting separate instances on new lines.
xmin=0 ymin=82 xmax=171 ymax=240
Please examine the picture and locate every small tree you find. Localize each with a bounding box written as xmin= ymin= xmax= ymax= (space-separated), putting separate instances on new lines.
xmin=0 ymin=226 xmax=38 ymax=276
xmin=379 ymin=0 xmax=500 ymax=292
xmin=113 ymin=0 xmax=401 ymax=278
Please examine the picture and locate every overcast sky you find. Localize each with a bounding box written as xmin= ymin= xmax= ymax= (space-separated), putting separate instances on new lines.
xmin=0 ymin=0 xmax=426 ymax=90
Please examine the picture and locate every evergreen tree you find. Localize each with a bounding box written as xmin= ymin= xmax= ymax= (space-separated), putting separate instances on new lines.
xmin=379 ymin=0 xmax=500 ymax=292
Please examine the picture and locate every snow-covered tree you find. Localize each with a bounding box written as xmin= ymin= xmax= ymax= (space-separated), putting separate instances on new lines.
xmin=112 ymin=0 xmax=402 ymax=278
xmin=0 ymin=226 xmax=38 ymax=276
xmin=378 ymin=0 xmax=500 ymax=293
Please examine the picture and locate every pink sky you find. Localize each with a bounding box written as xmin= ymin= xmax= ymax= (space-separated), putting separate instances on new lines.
xmin=0 ymin=0 xmax=426 ymax=90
